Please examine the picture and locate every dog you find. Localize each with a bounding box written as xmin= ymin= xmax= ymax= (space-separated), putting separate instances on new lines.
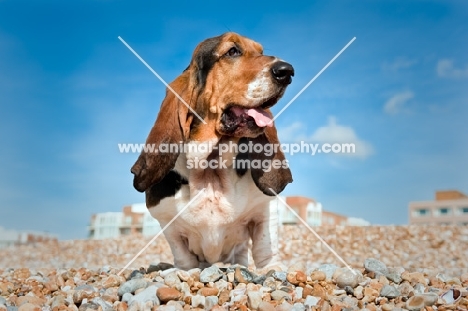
xmin=131 ymin=32 xmax=294 ymax=269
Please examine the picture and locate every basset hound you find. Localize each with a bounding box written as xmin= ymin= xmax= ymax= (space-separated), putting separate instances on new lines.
xmin=131 ymin=32 xmax=294 ymax=269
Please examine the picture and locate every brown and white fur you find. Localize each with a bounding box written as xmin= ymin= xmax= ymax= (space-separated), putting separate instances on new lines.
xmin=131 ymin=32 xmax=294 ymax=269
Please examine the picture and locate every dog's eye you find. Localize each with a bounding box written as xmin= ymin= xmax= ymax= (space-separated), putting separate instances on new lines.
xmin=225 ymin=47 xmax=241 ymax=57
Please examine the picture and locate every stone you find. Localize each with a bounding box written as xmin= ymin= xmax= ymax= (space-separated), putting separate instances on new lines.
xmin=364 ymin=258 xmax=388 ymax=275
xmin=316 ymin=264 xmax=338 ymax=281
xmin=164 ymin=271 xmax=181 ymax=287
xmin=199 ymin=266 xmax=223 ymax=283
xmin=335 ymin=269 xmax=360 ymax=288
xmin=147 ymin=263 xmax=174 ymax=273
xmin=234 ymin=267 xmax=255 ymax=284
xmin=304 ymin=295 xmax=320 ymax=307
xmin=258 ymin=301 xmax=275 ymax=311
xmin=102 ymin=275 xmax=123 ymax=288
xmin=191 ymin=295 xmax=205 ymax=308
xmin=276 ymin=301 xmax=293 ymax=311
xmin=380 ymin=284 xmax=400 ymax=299
xmin=157 ymin=287 xmax=181 ymax=302
xmin=176 ymin=270 xmax=190 ymax=282
xmin=15 ymin=296 xmax=45 ymax=307
xmin=73 ymin=285 xmax=98 ymax=303
xmin=127 ymin=270 xmax=144 ymax=280
xmin=405 ymin=295 xmax=425 ymax=311
xmin=91 ymin=297 xmax=113 ymax=311
xmin=199 ymin=287 xmax=218 ymax=296
xmin=247 ymin=290 xmax=262 ymax=309
xmin=271 ymin=290 xmax=290 ymax=301
xmin=420 ymin=293 xmax=438 ymax=306
xmin=205 ymin=296 xmax=218 ymax=310
xmin=17 ymin=304 xmax=40 ymax=311
xmin=118 ymin=278 xmax=148 ymax=296
xmin=310 ymin=271 xmax=326 ymax=282
xmin=272 ymin=271 xmax=287 ymax=282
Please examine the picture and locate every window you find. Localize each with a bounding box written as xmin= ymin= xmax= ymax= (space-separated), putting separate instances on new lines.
xmin=415 ymin=208 xmax=429 ymax=216
xmin=460 ymin=207 xmax=468 ymax=214
xmin=439 ymin=207 xmax=450 ymax=215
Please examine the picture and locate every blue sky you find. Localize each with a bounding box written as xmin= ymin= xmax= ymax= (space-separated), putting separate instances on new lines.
xmin=1 ymin=1 xmax=467 ymax=239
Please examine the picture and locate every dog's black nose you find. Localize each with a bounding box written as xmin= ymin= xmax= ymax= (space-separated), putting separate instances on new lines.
xmin=271 ymin=61 xmax=294 ymax=85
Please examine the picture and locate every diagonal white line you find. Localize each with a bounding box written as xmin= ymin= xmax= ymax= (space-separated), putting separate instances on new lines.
xmin=117 ymin=188 xmax=206 ymax=276
xmin=118 ymin=36 xmax=207 ymax=125
xmin=269 ymin=37 xmax=356 ymax=125
xmin=269 ymin=188 xmax=357 ymax=275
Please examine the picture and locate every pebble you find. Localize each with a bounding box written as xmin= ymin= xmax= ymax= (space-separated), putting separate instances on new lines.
xmin=1 ymin=226 xmax=468 ymax=310
xmin=335 ymin=269 xmax=360 ymax=288
xmin=247 ymin=290 xmax=263 ymax=309
xmin=191 ymin=295 xmax=205 ymax=308
xmin=147 ymin=263 xmax=174 ymax=273
xmin=271 ymin=290 xmax=290 ymax=301
xmin=130 ymin=285 xmax=160 ymax=306
xmin=380 ymin=284 xmax=400 ymax=299
xmin=304 ymin=295 xmax=320 ymax=307
xmin=316 ymin=264 xmax=338 ymax=281
xmin=199 ymin=266 xmax=223 ymax=283
xmin=406 ymin=295 xmax=425 ymax=310
xmin=117 ymin=278 xmax=148 ymax=296
xmin=364 ymin=258 xmax=388 ymax=275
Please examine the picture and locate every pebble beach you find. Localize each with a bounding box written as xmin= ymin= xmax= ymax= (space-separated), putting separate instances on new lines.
xmin=1 ymin=225 xmax=468 ymax=310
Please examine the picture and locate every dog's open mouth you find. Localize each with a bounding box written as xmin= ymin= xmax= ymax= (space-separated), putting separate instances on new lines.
xmin=221 ymin=96 xmax=279 ymax=132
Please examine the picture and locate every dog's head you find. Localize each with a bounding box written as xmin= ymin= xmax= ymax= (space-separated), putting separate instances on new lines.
xmin=131 ymin=32 xmax=294 ymax=195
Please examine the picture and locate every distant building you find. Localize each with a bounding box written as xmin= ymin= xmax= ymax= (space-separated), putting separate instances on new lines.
xmin=88 ymin=196 xmax=369 ymax=239
xmin=409 ymin=190 xmax=468 ymax=225
xmin=275 ymin=196 xmax=369 ymax=227
xmin=88 ymin=203 xmax=161 ymax=239
xmin=0 ymin=227 xmax=57 ymax=249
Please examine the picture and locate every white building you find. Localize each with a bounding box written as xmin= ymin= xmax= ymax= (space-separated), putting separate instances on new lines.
xmin=88 ymin=203 xmax=161 ymax=240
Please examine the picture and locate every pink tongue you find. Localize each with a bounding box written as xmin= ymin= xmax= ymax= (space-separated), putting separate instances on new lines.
xmin=247 ymin=108 xmax=273 ymax=127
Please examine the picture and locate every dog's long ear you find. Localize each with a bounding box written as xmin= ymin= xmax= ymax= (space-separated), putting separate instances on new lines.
xmin=248 ymin=124 xmax=293 ymax=196
xmin=131 ymin=72 xmax=194 ymax=192
xmin=131 ymin=36 xmax=223 ymax=193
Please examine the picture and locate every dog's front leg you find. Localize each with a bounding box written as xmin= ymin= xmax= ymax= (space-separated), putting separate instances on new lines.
xmin=250 ymin=204 xmax=281 ymax=269
xmin=165 ymin=231 xmax=199 ymax=270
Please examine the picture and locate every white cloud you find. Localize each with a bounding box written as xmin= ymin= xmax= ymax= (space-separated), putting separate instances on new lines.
xmin=278 ymin=117 xmax=374 ymax=159
xmin=310 ymin=116 xmax=374 ymax=159
xmin=382 ymin=57 xmax=417 ymax=72
xmin=384 ymin=90 xmax=414 ymax=115
xmin=277 ymin=121 xmax=307 ymax=142
xmin=437 ymin=59 xmax=468 ymax=79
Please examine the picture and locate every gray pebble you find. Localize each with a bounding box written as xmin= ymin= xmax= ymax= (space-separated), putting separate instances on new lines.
xmin=147 ymin=262 xmax=174 ymax=273
xmin=291 ymin=302 xmax=305 ymax=311
xmin=130 ymin=285 xmax=160 ymax=306
xmin=335 ymin=269 xmax=360 ymax=288
xmin=122 ymin=292 xmax=133 ymax=303
xmin=164 ymin=271 xmax=181 ymax=287
xmin=304 ymin=295 xmax=320 ymax=307
xmin=317 ymin=264 xmax=338 ymax=281
xmin=205 ymin=296 xmax=218 ymax=310
xmin=380 ymin=284 xmax=400 ymax=299
xmin=118 ymin=278 xmax=148 ymax=296
xmin=91 ymin=297 xmax=114 ymax=311
xmin=199 ymin=265 xmax=223 ymax=283
xmin=273 ymin=271 xmax=287 ymax=282
xmin=364 ymin=258 xmax=388 ymax=275
xmin=128 ymin=270 xmax=144 ymax=280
